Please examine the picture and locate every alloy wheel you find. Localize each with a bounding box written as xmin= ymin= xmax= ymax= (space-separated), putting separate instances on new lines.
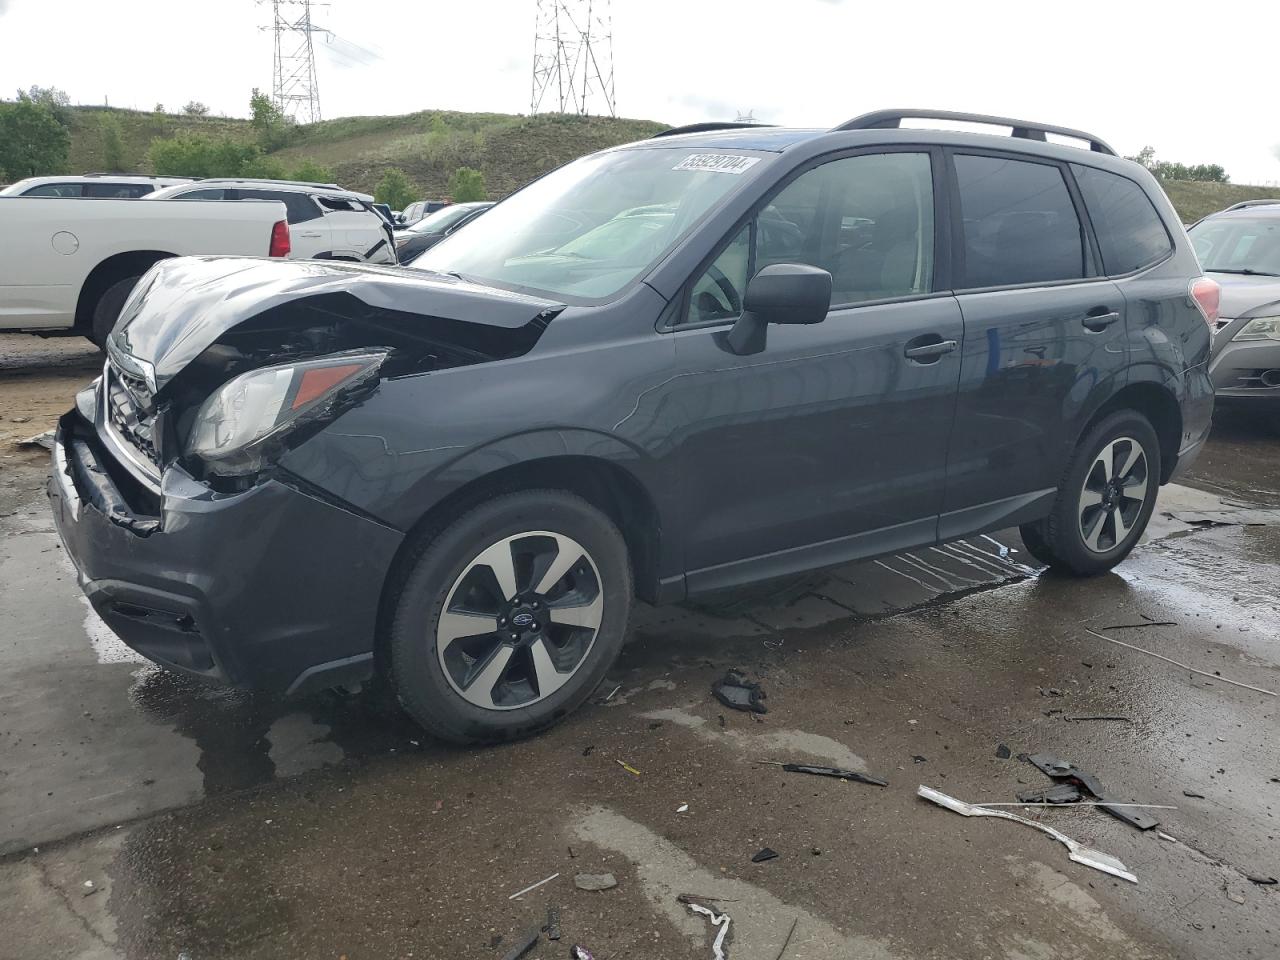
xmin=1078 ymin=436 xmax=1149 ymax=553
xmin=435 ymin=531 xmax=603 ymax=710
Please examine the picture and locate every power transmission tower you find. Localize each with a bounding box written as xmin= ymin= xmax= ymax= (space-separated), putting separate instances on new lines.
xmin=261 ymin=0 xmax=328 ymax=124
xmin=531 ymin=0 xmax=616 ymax=117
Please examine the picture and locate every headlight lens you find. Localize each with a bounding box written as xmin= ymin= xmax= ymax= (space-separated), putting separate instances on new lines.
xmin=1235 ymin=316 xmax=1280 ymax=341
xmin=187 ymin=350 xmax=387 ymax=475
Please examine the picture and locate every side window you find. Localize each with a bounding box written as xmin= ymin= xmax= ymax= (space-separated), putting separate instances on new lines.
xmin=23 ymin=183 xmax=83 ymax=197
xmin=170 ymin=188 xmax=227 ymax=200
xmin=757 ymin=152 xmax=935 ymax=305
xmin=687 ymin=225 xmax=751 ymax=324
xmin=85 ymin=183 xmax=153 ymax=198
xmin=955 ymin=154 xmax=1085 ymax=288
xmin=1071 ymin=164 xmax=1172 ymax=275
xmin=237 ymin=189 xmax=321 ymax=223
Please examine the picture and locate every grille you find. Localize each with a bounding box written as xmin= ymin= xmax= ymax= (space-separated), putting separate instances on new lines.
xmin=105 ymin=367 xmax=160 ymax=466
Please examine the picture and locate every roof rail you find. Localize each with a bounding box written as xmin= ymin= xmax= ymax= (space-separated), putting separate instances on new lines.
xmin=194 ymin=177 xmax=345 ymax=189
xmin=651 ymin=121 xmax=774 ymax=139
xmin=1223 ymin=198 xmax=1280 ymax=213
xmin=833 ymin=109 xmax=1116 ymax=156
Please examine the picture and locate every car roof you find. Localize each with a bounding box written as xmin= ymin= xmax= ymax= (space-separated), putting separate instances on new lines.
xmin=1207 ymin=203 xmax=1280 ymax=221
xmin=149 ymin=179 xmax=374 ymax=202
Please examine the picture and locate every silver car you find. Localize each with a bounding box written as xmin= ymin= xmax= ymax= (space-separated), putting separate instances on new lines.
xmin=1189 ymin=200 xmax=1280 ymax=406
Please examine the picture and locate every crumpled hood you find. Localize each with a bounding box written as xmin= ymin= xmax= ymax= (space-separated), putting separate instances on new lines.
xmin=108 ymin=256 xmax=565 ymax=389
xmin=1211 ymin=272 xmax=1280 ymax=320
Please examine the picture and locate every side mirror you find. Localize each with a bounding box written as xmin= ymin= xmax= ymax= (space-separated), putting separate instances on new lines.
xmin=726 ymin=263 xmax=832 ymax=354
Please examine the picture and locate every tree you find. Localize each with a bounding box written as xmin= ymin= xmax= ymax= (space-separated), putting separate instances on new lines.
xmin=0 ymin=97 xmax=70 ymax=179
xmin=1126 ymin=145 xmax=1229 ymax=183
xmin=183 ymin=100 xmax=210 ymax=117
xmin=148 ymin=132 xmax=257 ymax=178
xmin=291 ymin=159 xmax=333 ymax=183
xmin=154 ymin=103 xmax=166 ymax=114
xmin=100 ymin=115 xmax=128 ymax=172
xmin=249 ymin=87 xmax=290 ymax=151
xmin=20 ymin=85 xmax=71 ymax=126
xmin=449 ymin=166 xmax=487 ymax=202
xmin=375 ymin=168 xmax=417 ymax=210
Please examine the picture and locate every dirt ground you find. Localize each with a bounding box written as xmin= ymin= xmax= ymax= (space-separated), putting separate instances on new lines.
xmin=2 ymin=332 xmax=1279 ymax=960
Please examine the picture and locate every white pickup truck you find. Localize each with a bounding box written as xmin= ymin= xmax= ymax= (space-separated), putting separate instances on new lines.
xmin=0 ymin=197 xmax=290 ymax=346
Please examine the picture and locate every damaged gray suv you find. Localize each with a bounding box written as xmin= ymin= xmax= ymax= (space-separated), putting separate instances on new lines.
xmin=51 ymin=110 xmax=1215 ymax=743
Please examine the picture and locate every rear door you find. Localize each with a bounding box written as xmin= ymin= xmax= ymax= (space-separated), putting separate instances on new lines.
xmin=941 ymin=150 xmax=1127 ymax=537
xmin=669 ymin=148 xmax=966 ymax=589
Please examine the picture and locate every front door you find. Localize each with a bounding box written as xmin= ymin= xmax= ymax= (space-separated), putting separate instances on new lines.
xmin=667 ymin=150 xmax=965 ymax=591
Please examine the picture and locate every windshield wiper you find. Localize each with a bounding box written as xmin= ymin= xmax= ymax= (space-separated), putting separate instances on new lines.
xmin=1205 ymin=267 xmax=1280 ymax=277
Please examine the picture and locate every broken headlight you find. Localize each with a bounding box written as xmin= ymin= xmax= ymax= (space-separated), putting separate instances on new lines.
xmin=1235 ymin=316 xmax=1280 ymax=341
xmin=186 ymin=350 xmax=388 ymax=476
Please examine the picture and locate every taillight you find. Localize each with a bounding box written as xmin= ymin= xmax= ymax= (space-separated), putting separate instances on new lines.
xmin=268 ymin=220 xmax=291 ymax=258
xmin=1190 ymin=276 xmax=1220 ymax=327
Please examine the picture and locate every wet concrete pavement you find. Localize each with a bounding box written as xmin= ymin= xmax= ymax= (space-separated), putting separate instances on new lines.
xmin=2 ymin=334 xmax=1279 ymax=959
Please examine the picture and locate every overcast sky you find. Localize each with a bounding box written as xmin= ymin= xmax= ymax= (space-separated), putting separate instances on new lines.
xmin=1 ymin=0 xmax=1277 ymax=184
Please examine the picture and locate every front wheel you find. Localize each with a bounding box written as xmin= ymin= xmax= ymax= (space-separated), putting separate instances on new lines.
xmin=1019 ymin=410 xmax=1161 ymax=576
xmin=89 ymin=275 xmax=141 ymax=348
xmin=388 ymin=490 xmax=632 ymax=744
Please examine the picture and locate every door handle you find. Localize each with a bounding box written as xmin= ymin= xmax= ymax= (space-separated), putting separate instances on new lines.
xmin=298 ymin=231 xmax=324 ymax=238
xmin=1082 ymin=309 xmax=1121 ymax=332
xmin=904 ymin=337 xmax=958 ymax=361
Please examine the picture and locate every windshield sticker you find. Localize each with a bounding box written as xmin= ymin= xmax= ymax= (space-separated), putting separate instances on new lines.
xmin=673 ymin=154 xmax=761 ymax=175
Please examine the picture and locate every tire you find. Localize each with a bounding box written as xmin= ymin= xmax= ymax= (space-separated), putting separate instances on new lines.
xmin=388 ymin=490 xmax=632 ymax=744
xmin=89 ymin=275 xmax=140 ymax=348
xmin=1018 ymin=410 xmax=1161 ymax=576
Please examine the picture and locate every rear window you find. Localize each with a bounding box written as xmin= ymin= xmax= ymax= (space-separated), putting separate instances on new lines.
xmin=955 ymin=154 xmax=1085 ymax=289
xmin=1071 ymin=164 xmax=1171 ymax=275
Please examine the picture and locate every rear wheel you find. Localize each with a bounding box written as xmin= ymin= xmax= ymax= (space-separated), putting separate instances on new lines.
xmin=1019 ymin=411 xmax=1161 ymax=576
xmin=388 ymin=490 xmax=632 ymax=744
xmin=89 ymin=275 xmax=140 ymax=348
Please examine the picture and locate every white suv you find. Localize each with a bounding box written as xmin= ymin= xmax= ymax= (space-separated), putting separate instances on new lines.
xmin=145 ymin=179 xmax=397 ymax=264
xmin=0 ymin=174 xmax=196 ymax=198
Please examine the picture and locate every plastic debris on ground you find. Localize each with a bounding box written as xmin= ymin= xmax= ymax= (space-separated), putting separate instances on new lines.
xmin=917 ymin=784 xmax=1137 ymax=883
xmin=574 ymin=872 xmax=618 ymax=891
xmin=15 ymin=430 xmax=54 ymax=450
xmin=615 ymin=759 xmax=640 ymax=776
xmin=995 ymin=743 xmax=1012 ymax=759
xmin=763 ymin=760 xmax=888 ymax=787
xmin=685 ymin=899 xmax=732 ymax=960
xmin=499 ymin=928 xmax=541 ymax=960
xmin=1017 ymin=783 xmax=1084 ymax=804
xmin=751 ymin=847 xmax=779 ymax=863
xmin=712 ymin=670 xmax=768 ymax=714
xmin=507 ymin=872 xmax=559 ymax=900
xmin=1027 ymin=753 xmax=1160 ymax=830
xmin=570 ymin=947 xmax=596 ymax=960
xmin=545 ymin=904 xmax=561 ymax=941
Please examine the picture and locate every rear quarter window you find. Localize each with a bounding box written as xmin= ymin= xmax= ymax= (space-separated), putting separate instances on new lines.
xmin=23 ymin=183 xmax=84 ymax=197
xmin=1071 ymin=164 xmax=1172 ymax=275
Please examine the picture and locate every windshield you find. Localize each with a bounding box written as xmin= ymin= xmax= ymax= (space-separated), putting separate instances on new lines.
xmin=1189 ymin=215 xmax=1280 ymax=276
xmin=412 ymin=146 xmax=771 ymax=300
xmin=408 ymin=203 xmax=482 ymax=235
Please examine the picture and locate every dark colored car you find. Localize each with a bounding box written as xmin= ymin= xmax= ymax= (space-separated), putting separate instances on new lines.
xmin=50 ymin=109 xmax=1216 ymax=743
xmin=1187 ymin=201 xmax=1280 ymax=407
xmin=395 ymin=202 xmax=493 ymax=262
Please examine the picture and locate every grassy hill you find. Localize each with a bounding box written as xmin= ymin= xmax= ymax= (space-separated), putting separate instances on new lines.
xmin=62 ymin=106 xmax=1279 ymax=219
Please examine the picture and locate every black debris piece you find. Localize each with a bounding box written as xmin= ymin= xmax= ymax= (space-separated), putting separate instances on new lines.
xmin=1183 ymin=790 xmax=1206 ymax=799
xmin=1247 ymin=875 xmax=1278 ymax=885
xmin=713 ymin=670 xmax=768 ymax=714
xmin=677 ymin=893 xmax=740 ymax=905
xmin=752 ymin=847 xmax=779 ymax=863
xmin=996 ymin=744 xmax=1012 ymax=760
xmin=582 ymin=745 xmax=594 ymax=757
xmin=546 ymin=905 xmax=561 ymax=941
xmin=1016 ymin=752 xmax=1030 ymax=763
xmin=1017 ymin=783 xmax=1084 ymax=804
xmin=912 ymin=755 xmax=927 ymax=764
xmin=500 ymin=928 xmax=541 ymax=960
xmin=1026 ymin=753 xmax=1159 ymax=830
xmin=648 ymin=721 xmax=663 ymax=730
xmin=781 ymin=763 xmax=887 ymax=787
